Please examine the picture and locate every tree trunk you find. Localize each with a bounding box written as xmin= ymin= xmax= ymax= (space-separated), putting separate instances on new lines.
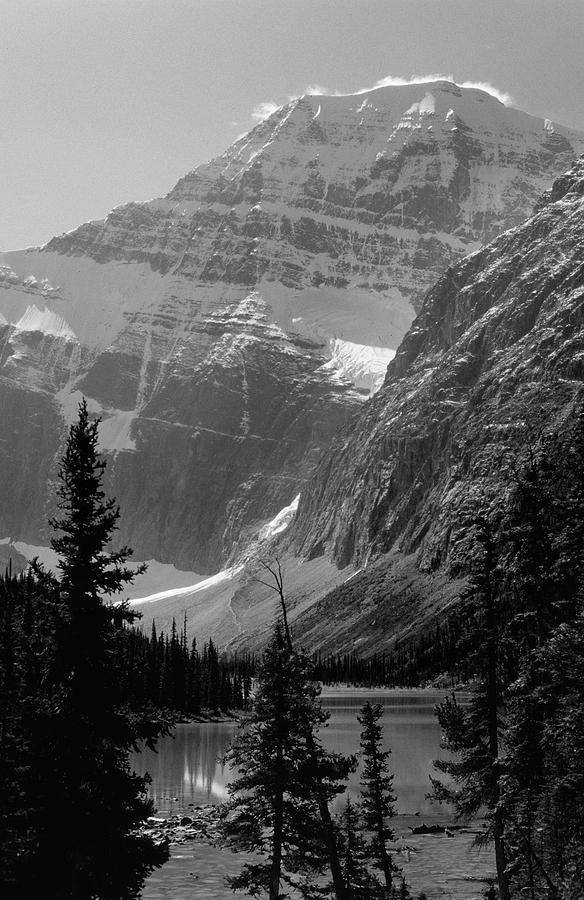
xmin=379 ymin=841 xmax=393 ymax=895
xmin=493 ymin=812 xmax=510 ymax=900
xmin=486 ymin=561 xmax=510 ymax=900
xmin=270 ymin=786 xmax=283 ymax=900
xmin=318 ymin=798 xmax=347 ymax=900
xmin=275 ymin=585 xmax=346 ymax=899
xmin=373 ymin=762 xmax=393 ymax=895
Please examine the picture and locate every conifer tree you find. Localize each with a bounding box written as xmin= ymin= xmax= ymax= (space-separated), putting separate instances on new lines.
xmin=222 ymin=620 xmax=332 ymax=899
xmin=357 ymin=701 xmax=399 ymax=895
xmin=0 ymin=570 xmax=60 ymax=897
xmin=431 ymin=517 xmax=510 ymax=900
xmin=500 ymin=413 xmax=584 ymax=897
xmin=250 ymin=559 xmax=354 ymax=899
xmin=32 ymin=399 xmax=171 ymax=900
xmin=206 ymin=637 xmax=221 ymax=713
xmin=222 ymin=613 xmax=355 ymax=900
xmin=337 ymin=797 xmax=385 ymax=899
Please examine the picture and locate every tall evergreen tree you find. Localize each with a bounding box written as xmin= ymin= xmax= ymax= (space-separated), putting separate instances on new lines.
xmin=206 ymin=637 xmax=221 ymax=713
xmin=222 ymin=610 xmax=356 ymax=900
xmin=357 ymin=701 xmax=399 ymax=896
xmin=337 ymin=797 xmax=385 ymax=899
xmin=500 ymin=412 xmax=584 ymax=897
xmin=251 ymin=559 xmax=354 ymax=900
xmin=431 ymin=517 xmax=510 ymax=900
xmin=31 ymin=399 xmax=172 ymax=899
xmin=222 ymin=620 xmax=332 ymax=899
xmin=0 ymin=569 xmax=61 ymax=897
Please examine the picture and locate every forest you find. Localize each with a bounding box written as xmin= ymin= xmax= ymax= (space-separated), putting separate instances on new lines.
xmin=1 ymin=399 xmax=583 ymax=899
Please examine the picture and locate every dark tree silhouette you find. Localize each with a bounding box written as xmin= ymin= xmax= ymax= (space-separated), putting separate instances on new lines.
xmin=222 ymin=620 xmax=332 ymax=899
xmin=357 ymin=700 xmax=399 ymax=895
xmin=33 ymin=399 xmax=171 ymax=899
xmin=337 ymin=797 xmax=385 ymax=899
xmin=431 ymin=517 xmax=510 ymax=900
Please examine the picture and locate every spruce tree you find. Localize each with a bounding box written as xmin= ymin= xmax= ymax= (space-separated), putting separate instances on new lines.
xmin=32 ymin=399 xmax=171 ymax=899
xmin=357 ymin=701 xmax=399 ymax=896
xmin=500 ymin=412 xmax=584 ymax=897
xmin=0 ymin=570 xmax=60 ymax=898
xmin=206 ymin=637 xmax=221 ymax=713
xmin=222 ymin=621 xmax=327 ymax=898
xmin=337 ymin=797 xmax=385 ymax=899
xmin=430 ymin=517 xmax=510 ymax=900
xmin=222 ymin=619 xmax=353 ymax=899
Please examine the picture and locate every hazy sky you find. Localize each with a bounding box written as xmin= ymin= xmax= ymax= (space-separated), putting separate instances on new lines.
xmin=2 ymin=0 xmax=584 ymax=250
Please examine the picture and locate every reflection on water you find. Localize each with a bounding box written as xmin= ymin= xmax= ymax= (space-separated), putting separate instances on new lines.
xmin=323 ymin=691 xmax=454 ymax=814
xmin=137 ymin=690 xmax=495 ymax=900
xmin=130 ymin=690 xmax=458 ymax=816
xmin=132 ymin=720 xmax=236 ymax=811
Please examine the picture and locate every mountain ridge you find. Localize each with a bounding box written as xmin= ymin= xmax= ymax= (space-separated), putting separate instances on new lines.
xmin=289 ymin=156 xmax=584 ymax=577
xmin=0 ymin=80 xmax=583 ymax=586
xmin=131 ymin=155 xmax=584 ymax=653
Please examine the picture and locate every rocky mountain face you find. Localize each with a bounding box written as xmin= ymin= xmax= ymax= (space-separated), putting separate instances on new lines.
xmin=289 ymin=158 xmax=584 ymax=601
xmin=1 ymin=80 xmax=583 ymax=577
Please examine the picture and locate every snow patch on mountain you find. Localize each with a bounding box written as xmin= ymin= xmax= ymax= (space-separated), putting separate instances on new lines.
xmin=15 ymin=305 xmax=77 ymax=340
xmin=264 ymin=282 xmax=415 ymax=352
xmin=57 ymin=389 xmax=101 ymax=424
xmin=98 ymin=410 xmax=137 ymax=452
xmin=320 ymin=339 xmax=396 ymax=395
xmin=0 ymin=265 xmax=20 ymax=285
xmin=405 ymin=92 xmax=436 ymax=117
xmin=0 ymin=251 xmax=163 ymax=350
xmin=5 ymin=541 xmax=211 ymax=605
xmin=129 ymin=494 xmax=301 ymax=611
xmin=259 ymin=494 xmax=300 ymax=541
xmin=11 ymin=541 xmax=60 ymax=573
xmin=56 ymin=389 xmax=137 ymax=451
xmin=130 ymin=565 xmax=241 ymax=606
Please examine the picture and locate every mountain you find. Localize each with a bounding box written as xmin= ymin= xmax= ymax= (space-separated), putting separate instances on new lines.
xmin=279 ymin=156 xmax=584 ymax=652
xmin=1 ymin=80 xmax=583 ymax=585
xmin=132 ymin=156 xmax=584 ymax=652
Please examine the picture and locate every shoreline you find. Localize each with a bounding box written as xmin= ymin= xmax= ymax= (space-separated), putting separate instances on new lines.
xmin=141 ymin=802 xmax=495 ymax=900
xmin=175 ymin=684 xmax=471 ymax=723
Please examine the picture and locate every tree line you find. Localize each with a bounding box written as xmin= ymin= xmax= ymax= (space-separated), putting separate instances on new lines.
xmin=311 ymin=617 xmax=474 ymax=688
xmin=121 ymin=621 xmax=254 ymax=715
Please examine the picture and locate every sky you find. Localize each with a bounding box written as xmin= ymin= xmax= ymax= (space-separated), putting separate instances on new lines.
xmin=2 ymin=0 xmax=584 ymax=250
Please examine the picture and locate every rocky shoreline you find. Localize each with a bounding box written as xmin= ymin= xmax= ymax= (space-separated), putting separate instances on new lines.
xmin=140 ymin=805 xmax=495 ymax=899
xmin=141 ymin=805 xmax=226 ymax=850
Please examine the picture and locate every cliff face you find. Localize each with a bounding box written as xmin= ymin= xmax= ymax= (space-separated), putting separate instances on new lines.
xmin=1 ymin=81 xmax=583 ymax=574
xmin=291 ymin=159 xmax=584 ymax=583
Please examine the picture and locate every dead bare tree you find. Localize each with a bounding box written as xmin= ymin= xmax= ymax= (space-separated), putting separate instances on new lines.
xmin=253 ymin=557 xmax=293 ymax=652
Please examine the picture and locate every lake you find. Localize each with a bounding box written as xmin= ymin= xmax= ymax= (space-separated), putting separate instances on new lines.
xmin=134 ymin=689 xmax=495 ymax=899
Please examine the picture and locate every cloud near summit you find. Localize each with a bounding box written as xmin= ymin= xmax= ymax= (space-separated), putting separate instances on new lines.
xmin=317 ymin=74 xmax=514 ymax=106
xmin=251 ymin=101 xmax=280 ymax=123
xmin=370 ymin=75 xmax=513 ymax=106
xmin=249 ymin=74 xmax=513 ymax=125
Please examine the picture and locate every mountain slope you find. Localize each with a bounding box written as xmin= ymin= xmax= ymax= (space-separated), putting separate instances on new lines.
xmin=1 ymin=80 xmax=583 ymax=575
xmin=132 ymin=157 xmax=584 ymax=654
xmin=290 ymin=157 xmax=584 ymax=585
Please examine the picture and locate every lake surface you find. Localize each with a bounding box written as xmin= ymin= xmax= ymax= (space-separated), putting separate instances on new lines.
xmin=132 ymin=689 xmax=452 ymax=816
xmin=135 ymin=689 xmax=495 ymax=899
